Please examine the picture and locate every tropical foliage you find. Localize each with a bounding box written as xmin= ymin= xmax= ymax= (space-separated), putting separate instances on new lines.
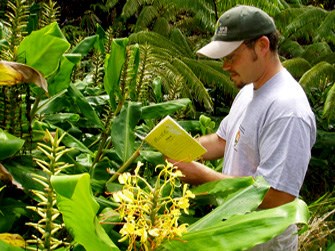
xmin=0 ymin=0 xmax=334 ymax=250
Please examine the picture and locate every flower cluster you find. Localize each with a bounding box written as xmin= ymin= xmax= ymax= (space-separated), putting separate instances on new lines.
xmin=113 ymin=161 xmax=195 ymax=250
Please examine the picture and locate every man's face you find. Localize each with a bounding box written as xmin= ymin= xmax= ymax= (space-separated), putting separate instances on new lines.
xmin=221 ymin=42 xmax=260 ymax=89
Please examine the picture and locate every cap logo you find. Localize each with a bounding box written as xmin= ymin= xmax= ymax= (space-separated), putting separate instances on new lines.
xmin=215 ymin=21 xmax=228 ymax=36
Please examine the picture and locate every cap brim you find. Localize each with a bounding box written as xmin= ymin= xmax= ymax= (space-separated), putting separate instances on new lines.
xmin=196 ymin=40 xmax=244 ymax=59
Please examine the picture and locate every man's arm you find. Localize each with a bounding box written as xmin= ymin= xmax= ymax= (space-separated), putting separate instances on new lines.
xmin=168 ymin=160 xmax=233 ymax=185
xmin=198 ymin=133 xmax=226 ymax=160
xmin=259 ymin=188 xmax=296 ymax=209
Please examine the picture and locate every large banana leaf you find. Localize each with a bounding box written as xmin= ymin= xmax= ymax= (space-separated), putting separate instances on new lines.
xmin=17 ymin=22 xmax=70 ymax=77
xmin=110 ymin=101 xmax=141 ymax=162
xmin=48 ymin=35 xmax=98 ymax=95
xmin=159 ymin=199 xmax=309 ymax=251
xmin=188 ymin=176 xmax=269 ymax=231
xmin=51 ymin=173 xmax=119 ymax=251
xmin=47 ymin=54 xmax=81 ymax=96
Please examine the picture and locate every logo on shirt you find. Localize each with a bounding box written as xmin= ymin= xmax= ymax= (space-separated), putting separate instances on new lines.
xmin=234 ymin=125 xmax=245 ymax=151
xmin=234 ymin=130 xmax=240 ymax=151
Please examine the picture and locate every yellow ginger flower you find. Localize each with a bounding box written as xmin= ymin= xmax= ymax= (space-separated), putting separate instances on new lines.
xmin=111 ymin=161 xmax=195 ymax=250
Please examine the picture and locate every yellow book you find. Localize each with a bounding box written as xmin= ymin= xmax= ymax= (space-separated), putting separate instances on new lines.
xmin=143 ymin=116 xmax=207 ymax=162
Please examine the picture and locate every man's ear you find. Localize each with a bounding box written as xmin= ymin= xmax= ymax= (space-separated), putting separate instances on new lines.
xmin=256 ymin=36 xmax=270 ymax=55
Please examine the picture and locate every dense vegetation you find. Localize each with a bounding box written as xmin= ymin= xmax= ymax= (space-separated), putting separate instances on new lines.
xmin=0 ymin=0 xmax=334 ymax=250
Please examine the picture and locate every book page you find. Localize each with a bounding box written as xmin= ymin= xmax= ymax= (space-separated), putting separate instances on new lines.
xmin=144 ymin=116 xmax=207 ymax=162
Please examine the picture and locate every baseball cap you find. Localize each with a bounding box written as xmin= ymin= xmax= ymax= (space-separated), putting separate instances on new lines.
xmin=197 ymin=5 xmax=276 ymax=59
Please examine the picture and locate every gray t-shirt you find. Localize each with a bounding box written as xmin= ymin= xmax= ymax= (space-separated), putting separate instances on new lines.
xmin=217 ymin=68 xmax=316 ymax=197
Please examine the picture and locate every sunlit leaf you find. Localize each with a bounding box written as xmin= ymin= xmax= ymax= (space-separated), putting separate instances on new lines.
xmin=111 ymin=102 xmax=141 ymax=162
xmin=160 ymin=199 xmax=309 ymax=251
xmin=0 ymin=233 xmax=25 ymax=248
xmin=104 ymin=38 xmax=129 ymax=110
xmin=17 ymin=22 xmax=70 ymax=77
xmin=51 ymin=173 xmax=119 ymax=251
xmin=140 ymin=99 xmax=191 ymax=119
xmin=0 ymin=61 xmax=48 ymax=93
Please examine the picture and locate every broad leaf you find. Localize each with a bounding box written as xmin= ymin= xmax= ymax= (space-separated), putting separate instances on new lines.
xmin=104 ymin=38 xmax=129 ymax=110
xmin=0 ymin=61 xmax=48 ymax=92
xmin=0 ymin=129 xmax=25 ymax=160
xmin=188 ymin=176 xmax=269 ymax=232
xmin=51 ymin=173 xmax=119 ymax=251
xmin=71 ymin=35 xmax=98 ymax=57
xmin=140 ymin=99 xmax=191 ymax=119
xmin=0 ymin=240 xmax=24 ymax=251
xmin=67 ymin=83 xmax=104 ymax=129
xmin=160 ymin=199 xmax=309 ymax=251
xmin=17 ymin=22 xmax=70 ymax=77
xmin=111 ymin=102 xmax=141 ymax=162
xmin=47 ymin=54 xmax=81 ymax=95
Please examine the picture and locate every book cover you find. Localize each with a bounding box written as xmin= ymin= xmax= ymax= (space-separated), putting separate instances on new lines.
xmin=143 ymin=116 xmax=207 ymax=162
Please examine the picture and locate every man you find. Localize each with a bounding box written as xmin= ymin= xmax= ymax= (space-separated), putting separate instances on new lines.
xmin=170 ymin=5 xmax=316 ymax=250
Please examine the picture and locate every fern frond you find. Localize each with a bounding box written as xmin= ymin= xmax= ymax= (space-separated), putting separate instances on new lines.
xmin=169 ymin=28 xmax=194 ymax=58
xmin=122 ymin=0 xmax=147 ymax=18
xmin=129 ymin=31 xmax=193 ymax=57
xmin=302 ymin=42 xmax=333 ymax=65
xmin=217 ymin=1 xmax=284 ymax=17
xmin=300 ymin=61 xmax=335 ymax=92
xmin=323 ymin=83 xmax=335 ymax=123
xmin=184 ymin=58 xmax=237 ymax=97
xmin=315 ymin=10 xmax=335 ymax=44
xmin=282 ymin=57 xmax=312 ymax=80
xmin=279 ymin=39 xmax=305 ymax=58
xmin=275 ymin=8 xmax=306 ymax=32
xmin=153 ymin=17 xmax=170 ymax=37
xmin=135 ymin=5 xmax=159 ymax=32
xmin=171 ymin=58 xmax=213 ymax=111
xmin=285 ymin=6 xmax=327 ymax=41
xmin=318 ymin=52 xmax=335 ymax=65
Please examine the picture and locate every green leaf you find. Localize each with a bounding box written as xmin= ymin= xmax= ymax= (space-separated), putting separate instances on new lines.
xmin=0 ymin=129 xmax=25 ymax=160
xmin=71 ymin=35 xmax=98 ymax=57
xmin=323 ymin=83 xmax=335 ymax=122
xmin=47 ymin=54 xmax=80 ymax=95
xmin=17 ymin=22 xmax=70 ymax=77
xmin=188 ymin=176 xmax=269 ymax=232
xmin=104 ymin=38 xmax=129 ymax=110
xmin=300 ymin=61 xmax=335 ymax=92
xmin=51 ymin=173 xmax=119 ymax=251
xmin=160 ymin=199 xmax=309 ymax=251
xmin=111 ymin=102 xmax=141 ymax=162
xmin=140 ymin=99 xmax=191 ymax=119
xmin=68 ymin=83 xmax=104 ymax=129
xmin=282 ymin=57 xmax=311 ymax=80
xmin=0 ymin=240 xmax=24 ymax=251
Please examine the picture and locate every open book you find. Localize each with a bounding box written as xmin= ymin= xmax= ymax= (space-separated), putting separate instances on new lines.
xmin=142 ymin=116 xmax=207 ymax=162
